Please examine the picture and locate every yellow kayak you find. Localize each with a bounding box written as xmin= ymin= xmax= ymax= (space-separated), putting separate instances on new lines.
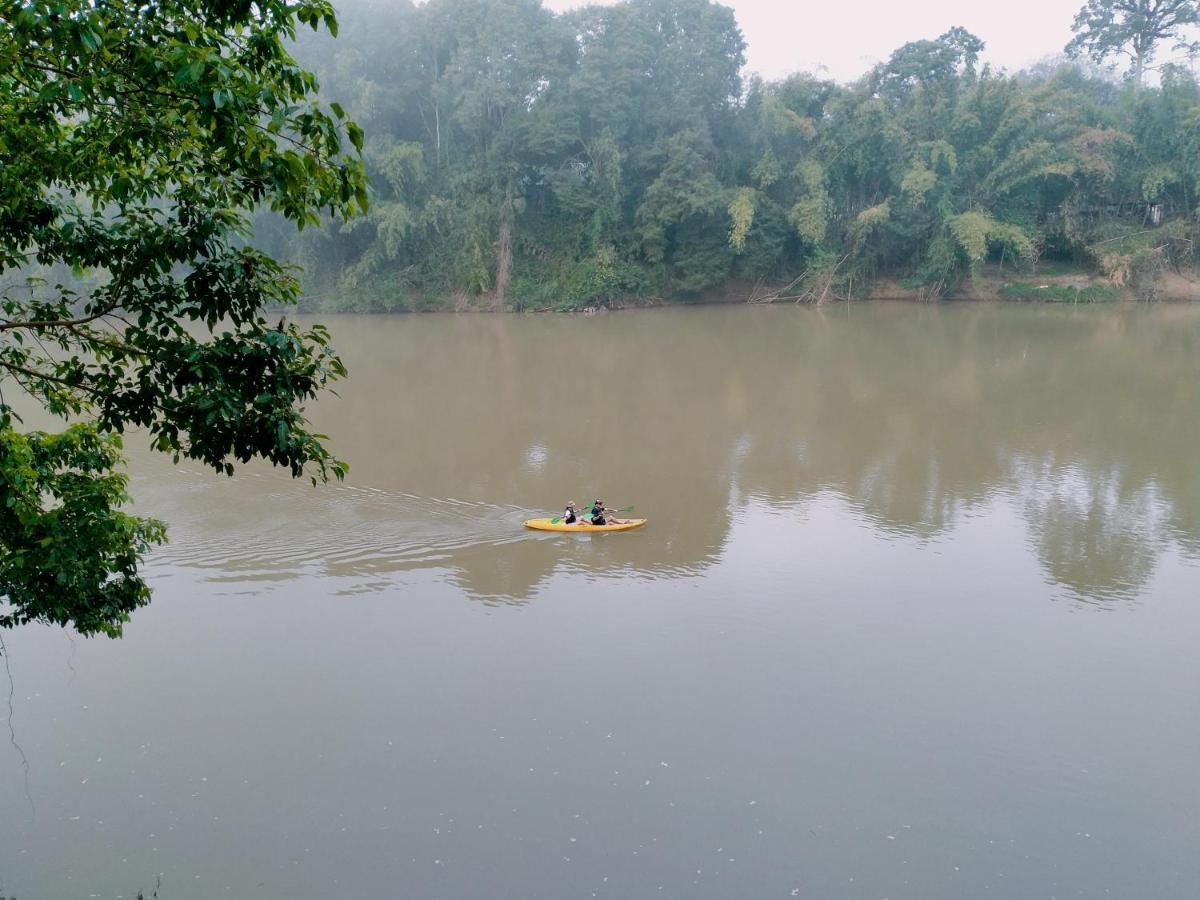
xmin=524 ymin=517 xmax=647 ymax=533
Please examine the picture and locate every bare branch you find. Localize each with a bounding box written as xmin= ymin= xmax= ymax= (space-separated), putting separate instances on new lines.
xmin=0 ymin=303 xmax=121 ymax=333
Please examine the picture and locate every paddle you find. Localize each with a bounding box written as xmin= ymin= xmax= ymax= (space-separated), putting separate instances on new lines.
xmin=551 ymin=505 xmax=634 ymax=524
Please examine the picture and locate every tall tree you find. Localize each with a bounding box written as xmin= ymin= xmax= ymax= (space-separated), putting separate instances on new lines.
xmin=0 ymin=0 xmax=366 ymax=635
xmin=1066 ymin=0 xmax=1200 ymax=86
xmin=263 ymin=0 xmax=1200 ymax=309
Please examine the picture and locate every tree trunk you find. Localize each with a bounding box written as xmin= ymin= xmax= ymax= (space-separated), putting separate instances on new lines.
xmin=431 ymin=44 xmax=443 ymax=171
xmin=494 ymin=205 xmax=512 ymax=311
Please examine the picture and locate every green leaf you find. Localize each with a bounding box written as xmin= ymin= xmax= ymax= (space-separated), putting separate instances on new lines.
xmin=0 ymin=0 xmax=358 ymax=635
xmin=79 ymin=27 xmax=102 ymax=52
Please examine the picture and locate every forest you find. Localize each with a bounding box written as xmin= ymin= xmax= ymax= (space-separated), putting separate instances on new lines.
xmin=266 ymin=0 xmax=1200 ymax=310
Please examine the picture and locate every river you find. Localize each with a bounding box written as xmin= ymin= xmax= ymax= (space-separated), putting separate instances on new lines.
xmin=2 ymin=303 xmax=1199 ymax=899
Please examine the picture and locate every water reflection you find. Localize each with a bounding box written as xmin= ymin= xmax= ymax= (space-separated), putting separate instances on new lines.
xmin=136 ymin=469 xmax=723 ymax=604
xmin=8 ymin=303 xmax=1200 ymax=900
xmin=1017 ymin=461 xmax=1169 ymax=603
xmin=132 ymin=303 xmax=1200 ymax=604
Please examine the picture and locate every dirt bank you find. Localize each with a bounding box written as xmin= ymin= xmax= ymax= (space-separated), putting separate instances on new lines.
xmin=867 ymin=268 xmax=1200 ymax=302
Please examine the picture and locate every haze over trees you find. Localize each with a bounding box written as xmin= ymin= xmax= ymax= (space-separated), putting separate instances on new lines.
xmin=1066 ymin=0 xmax=1200 ymax=87
xmin=268 ymin=0 xmax=1200 ymax=311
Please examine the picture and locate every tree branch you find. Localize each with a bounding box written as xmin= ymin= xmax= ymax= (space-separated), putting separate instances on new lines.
xmin=0 ymin=304 xmax=121 ymax=333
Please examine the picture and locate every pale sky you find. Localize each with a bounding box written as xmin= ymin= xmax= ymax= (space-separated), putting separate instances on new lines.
xmin=543 ymin=0 xmax=1101 ymax=82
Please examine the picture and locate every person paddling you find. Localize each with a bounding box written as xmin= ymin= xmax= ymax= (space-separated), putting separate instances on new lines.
xmin=590 ymin=499 xmax=626 ymax=526
xmin=562 ymin=501 xmax=578 ymax=525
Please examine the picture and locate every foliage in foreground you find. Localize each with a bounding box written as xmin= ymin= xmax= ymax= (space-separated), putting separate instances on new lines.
xmin=0 ymin=0 xmax=365 ymax=634
xmin=272 ymin=0 xmax=1200 ymax=310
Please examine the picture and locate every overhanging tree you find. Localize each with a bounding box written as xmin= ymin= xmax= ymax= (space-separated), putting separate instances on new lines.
xmin=0 ymin=0 xmax=367 ymax=635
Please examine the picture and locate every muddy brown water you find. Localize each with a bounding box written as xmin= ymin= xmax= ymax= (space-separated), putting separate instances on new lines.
xmin=3 ymin=303 xmax=1199 ymax=899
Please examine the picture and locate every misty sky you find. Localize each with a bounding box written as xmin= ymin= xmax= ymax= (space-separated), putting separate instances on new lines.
xmin=542 ymin=0 xmax=1129 ymax=82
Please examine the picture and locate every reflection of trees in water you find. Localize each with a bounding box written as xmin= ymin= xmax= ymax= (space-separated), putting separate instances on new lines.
xmin=1014 ymin=459 xmax=1165 ymax=603
xmin=310 ymin=312 xmax=738 ymax=601
xmin=721 ymin=304 xmax=1200 ymax=600
xmin=441 ymin=523 xmax=723 ymax=604
xmin=139 ymin=466 xmax=728 ymax=606
xmin=162 ymin=305 xmax=1199 ymax=604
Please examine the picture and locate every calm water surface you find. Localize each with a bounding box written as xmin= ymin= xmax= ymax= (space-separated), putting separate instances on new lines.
xmin=3 ymin=303 xmax=1200 ymax=899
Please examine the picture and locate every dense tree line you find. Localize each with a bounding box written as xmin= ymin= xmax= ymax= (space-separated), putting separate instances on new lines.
xmin=267 ymin=0 xmax=1200 ymax=310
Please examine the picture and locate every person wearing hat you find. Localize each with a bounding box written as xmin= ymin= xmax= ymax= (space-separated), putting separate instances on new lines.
xmin=562 ymin=501 xmax=579 ymax=525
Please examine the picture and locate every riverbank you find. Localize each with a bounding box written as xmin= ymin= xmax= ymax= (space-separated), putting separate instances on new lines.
xmin=589 ymin=268 xmax=1200 ymax=311
xmin=300 ymin=265 xmax=1200 ymax=312
xmin=689 ymin=265 xmax=1200 ymax=306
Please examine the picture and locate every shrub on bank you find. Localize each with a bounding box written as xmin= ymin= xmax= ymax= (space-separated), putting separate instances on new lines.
xmin=997 ymin=282 xmax=1123 ymax=302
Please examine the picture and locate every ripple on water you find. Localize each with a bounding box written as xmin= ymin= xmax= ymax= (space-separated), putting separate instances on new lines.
xmin=145 ymin=473 xmax=548 ymax=592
